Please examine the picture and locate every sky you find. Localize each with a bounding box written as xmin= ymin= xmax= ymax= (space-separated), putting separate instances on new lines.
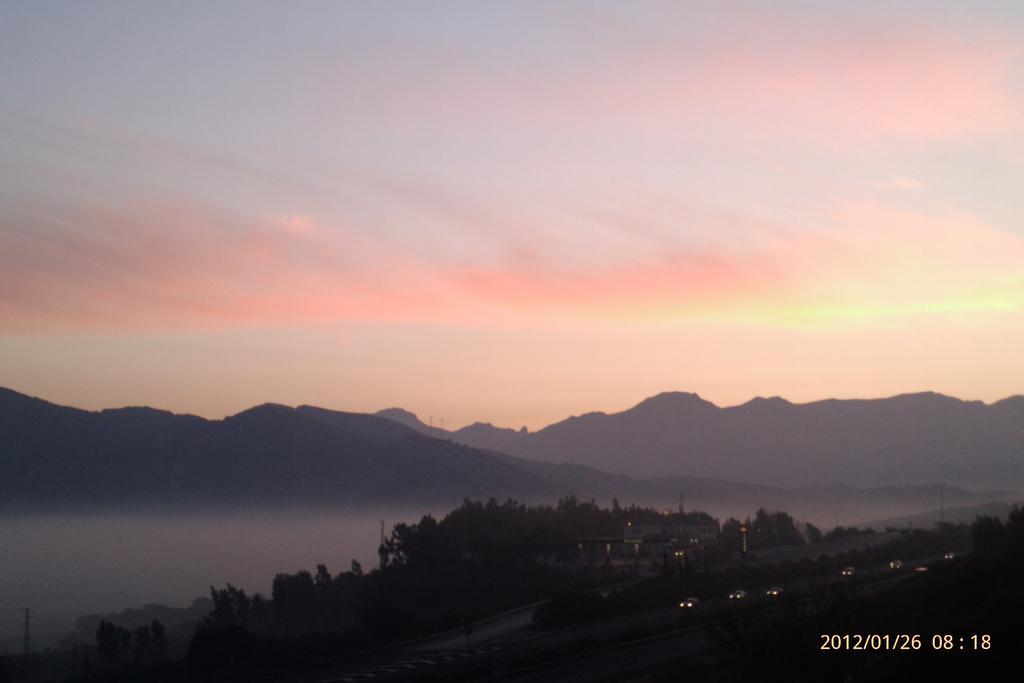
xmin=1 ymin=1 xmax=1023 ymax=429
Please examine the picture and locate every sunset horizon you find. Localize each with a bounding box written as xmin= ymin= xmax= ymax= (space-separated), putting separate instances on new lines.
xmin=3 ymin=382 xmax=1023 ymax=434
xmin=3 ymin=1 xmax=1023 ymax=430
xmin=3 ymin=3 xmax=1024 ymax=679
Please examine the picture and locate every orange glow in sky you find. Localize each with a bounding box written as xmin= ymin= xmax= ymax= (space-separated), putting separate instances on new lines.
xmin=1 ymin=2 xmax=1022 ymax=427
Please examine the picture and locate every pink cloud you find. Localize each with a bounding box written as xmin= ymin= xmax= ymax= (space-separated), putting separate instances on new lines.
xmin=681 ymin=31 xmax=1021 ymax=142
xmin=2 ymin=192 xmax=1021 ymax=334
xmin=0 ymin=199 xmax=386 ymax=331
xmin=273 ymin=214 xmax=318 ymax=237
xmin=871 ymin=176 xmax=925 ymax=191
xmin=441 ymin=201 xmax=1024 ymax=325
xmin=342 ymin=12 xmax=1022 ymax=147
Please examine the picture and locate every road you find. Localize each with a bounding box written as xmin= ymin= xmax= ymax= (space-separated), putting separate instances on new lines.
xmin=283 ymin=553 xmax=942 ymax=683
xmin=496 ymin=573 xmax=915 ymax=682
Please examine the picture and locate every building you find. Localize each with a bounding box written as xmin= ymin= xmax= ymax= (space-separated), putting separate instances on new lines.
xmin=623 ymin=521 xmax=719 ymax=545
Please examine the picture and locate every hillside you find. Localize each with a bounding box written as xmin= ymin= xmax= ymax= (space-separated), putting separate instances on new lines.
xmin=383 ymin=391 xmax=1024 ymax=489
xmin=0 ymin=387 xmax=554 ymax=507
xmin=2 ymin=387 xmax=1018 ymax=524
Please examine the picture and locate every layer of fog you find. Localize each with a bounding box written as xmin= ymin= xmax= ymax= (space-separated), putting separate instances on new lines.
xmin=3 ymin=494 xmax=1018 ymax=653
xmin=0 ymin=507 xmax=431 ymax=652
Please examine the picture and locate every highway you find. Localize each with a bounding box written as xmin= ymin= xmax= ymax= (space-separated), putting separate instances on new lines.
xmin=279 ymin=552 xmax=942 ymax=683
xmin=493 ymin=572 xmax=916 ymax=682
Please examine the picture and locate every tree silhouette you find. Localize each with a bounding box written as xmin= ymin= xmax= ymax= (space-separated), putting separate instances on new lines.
xmin=206 ymin=583 xmax=251 ymax=629
xmin=132 ymin=624 xmax=152 ymax=663
xmin=96 ymin=620 xmax=132 ymax=663
xmin=150 ymin=619 xmax=167 ymax=660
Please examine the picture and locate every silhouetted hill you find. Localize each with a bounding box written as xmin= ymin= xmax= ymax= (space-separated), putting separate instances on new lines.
xmin=860 ymin=501 xmax=1023 ymax=531
xmin=296 ymin=405 xmax=422 ymax=444
xmin=0 ymin=388 xmax=554 ymax=507
xmin=3 ymin=387 xmax=1018 ymax=523
xmin=72 ymin=597 xmax=213 ymax=657
xmin=462 ymin=447 xmax=1012 ymax=527
xmin=374 ymin=407 xmax=448 ymax=439
xmin=389 ymin=391 xmax=1024 ymax=489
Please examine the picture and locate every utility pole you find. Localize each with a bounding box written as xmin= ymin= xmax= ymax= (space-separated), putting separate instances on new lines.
xmin=379 ymin=520 xmax=385 ymax=569
xmin=939 ymin=484 xmax=945 ymax=525
xmin=22 ymin=607 xmax=31 ymax=657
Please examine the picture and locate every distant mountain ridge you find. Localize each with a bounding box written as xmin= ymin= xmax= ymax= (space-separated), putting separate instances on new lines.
xmin=376 ymin=390 xmax=1024 ymax=489
xmin=2 ymin=387 xmax=1020 ymax=522
xmin=0 ymin=387 xmax=556 ymax=507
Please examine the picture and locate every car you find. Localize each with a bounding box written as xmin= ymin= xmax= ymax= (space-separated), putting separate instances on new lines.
xmin=841 ymin=566 xmax=856 ymax=577
xmin=913 ymin=566 xmax=929 ymax=573
xmin=679 ymin=597 xmax=700 ymax=609
xmin=764 ymin=586 xmax=783 ymax=598
xmin=889 ymin=559 xmax=903 ymax=570
xmin=728 ymin=589 xmax=747 ymax=600
xmin=943 ymin=552 xmax=955 ymax=560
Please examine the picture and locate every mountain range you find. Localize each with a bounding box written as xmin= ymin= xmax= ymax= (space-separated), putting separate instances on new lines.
xmin=0 ymin=387 xmax=553 ymax=507
xmin=379 ymin=391 xmax=1024 ymax=489
xmin=1 ymin=387 xmax=1021 ymax=525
